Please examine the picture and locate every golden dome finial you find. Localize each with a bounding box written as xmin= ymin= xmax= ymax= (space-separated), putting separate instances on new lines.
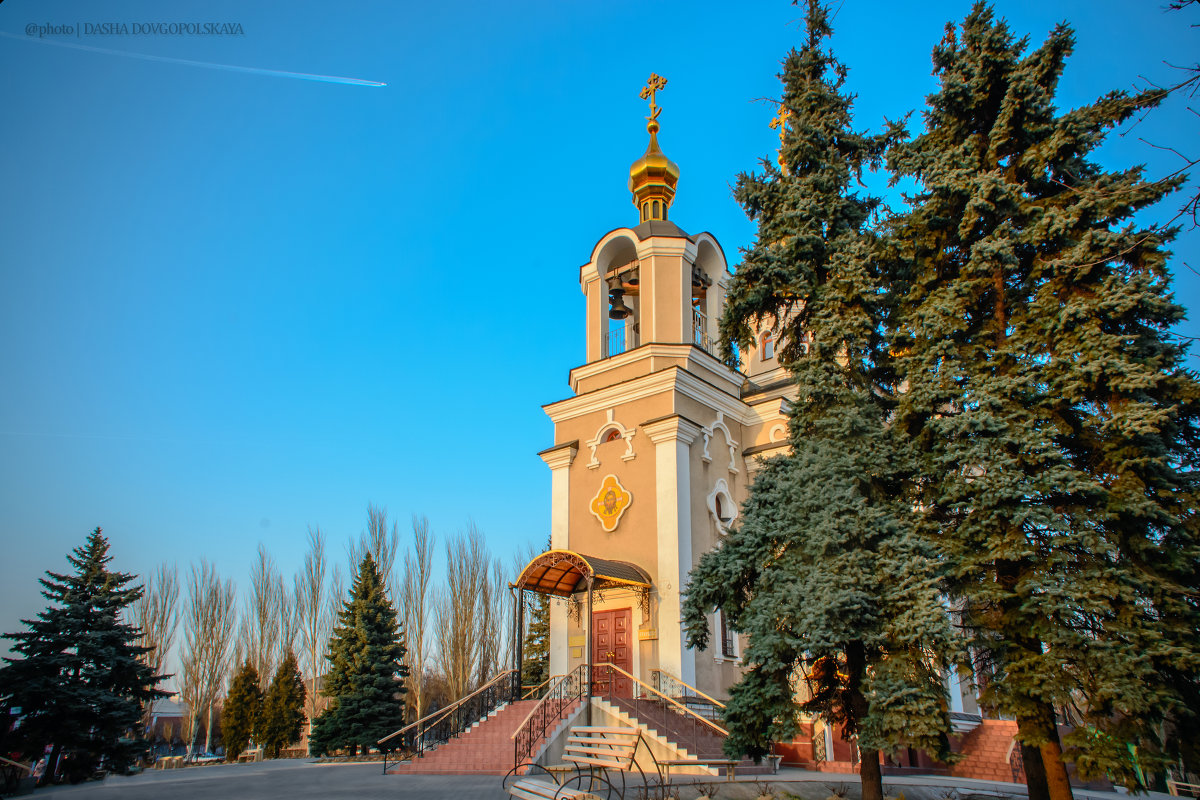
xmin=630 ymin=73 xmax=680 ymax=224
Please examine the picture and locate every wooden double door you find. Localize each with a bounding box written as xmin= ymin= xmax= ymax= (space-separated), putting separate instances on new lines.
xmin=592 ymin=607 xmax=633 ymax=697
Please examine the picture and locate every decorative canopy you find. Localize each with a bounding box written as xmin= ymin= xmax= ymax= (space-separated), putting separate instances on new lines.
xmin=513 ymin=549 xmax=652 ymax=597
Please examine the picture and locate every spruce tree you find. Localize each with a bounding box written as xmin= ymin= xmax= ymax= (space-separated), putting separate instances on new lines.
xmin=521 ymin=591 xmax=550 ymax=691
xmin=885 ymin=5 xmax=1200 ymax=798
xmin=0 ymin=528 xmax=164 ymax=782
xmin=222 ymin=660 xmax=262 ymax=761
xmin=257 ymin=650 xmax=306 ymax=758
xmin=310 ymin=553 xmax=407 ymax=755
xmin=684 ymin=7 xmax=959 ymax=800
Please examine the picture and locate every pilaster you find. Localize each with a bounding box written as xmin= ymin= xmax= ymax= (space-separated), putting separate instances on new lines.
xmin=641 ymin=414 xmax=702 ymax=686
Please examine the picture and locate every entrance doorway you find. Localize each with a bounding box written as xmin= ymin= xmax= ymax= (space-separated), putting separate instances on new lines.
xmin=592 ymin=607 xmax=633 ymax=696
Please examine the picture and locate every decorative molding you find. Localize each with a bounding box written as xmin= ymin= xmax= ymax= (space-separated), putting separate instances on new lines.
xmin=706 ymin=478 xmax=738 ymax=535
xmin=539 ymin=442 xmax=579 ymax=471
xmin=700 ymin=410 xmax=740 ymax=473
xmin=584 ymin=409 xmax=637 ymax=469
xmin=769 ymin=423 xmax=787 ymax=443
xmin=589 ymin=474 xmax=633 ymax=532
xmin=641 ymin=414 xmax=702 ymax=446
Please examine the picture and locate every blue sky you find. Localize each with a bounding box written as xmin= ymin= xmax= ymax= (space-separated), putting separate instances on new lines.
xmin=1 ymin=0 xmax=1196 ymax=659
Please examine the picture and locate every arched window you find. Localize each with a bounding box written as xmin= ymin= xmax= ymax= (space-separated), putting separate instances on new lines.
xmin=652 ymin=200 xmax=660 ymax=219
xmin=715 ymin=495 xmax=732 ymax=525
xmin=642 ymin=202 xmax=650 ymax=221
xmin=604 ymin=429 xmax=622 ymax=443
xmin=761 ymin=333 xmax=775 ymax=360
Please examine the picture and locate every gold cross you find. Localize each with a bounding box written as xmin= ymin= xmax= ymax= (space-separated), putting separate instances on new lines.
xmin=770 ymin=103 xmax=791 ymax=173
xmin=769 ymin=104 xmax=791 ymax=141
xmin=639 ymin=73 xmax=668 ymax=125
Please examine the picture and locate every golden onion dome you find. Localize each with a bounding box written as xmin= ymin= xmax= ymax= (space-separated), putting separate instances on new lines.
xmin=630 ymin=75 xmax=679 ymax=224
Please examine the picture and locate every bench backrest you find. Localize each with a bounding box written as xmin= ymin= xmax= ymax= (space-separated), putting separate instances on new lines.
xmin=562 ymin=726 xmax=644 ymax=773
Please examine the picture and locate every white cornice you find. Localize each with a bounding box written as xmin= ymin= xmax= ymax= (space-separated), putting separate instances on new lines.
xmin=544 ymin=364 xmax=757 ymax=428
xmin=642 ymin=415 xmax=703 ymax=445
xmin=568 ymin=342 xmax=744 ymax=396
xmin=538 ymin=443 xmax=578 ymax=470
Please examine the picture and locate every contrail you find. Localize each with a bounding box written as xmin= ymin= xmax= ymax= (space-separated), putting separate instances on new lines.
xmin=0 ymin=30 xmax=386 ymax=86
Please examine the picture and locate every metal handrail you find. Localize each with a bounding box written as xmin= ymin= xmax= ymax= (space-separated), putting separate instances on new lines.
xmin=511 ymin=672 xmax=570 ymax=737
xmin=511 ymin=663 xmax=589 ymax=766
xmin=379 ymin=668 xmax=517 ymax=745
xmin=595 ymin=662 xmax=728 ymax=736
xmin=650 ymin=669 xmax=726 ymax=709
xmin=521 ymin=675 xmax=559 ymax=700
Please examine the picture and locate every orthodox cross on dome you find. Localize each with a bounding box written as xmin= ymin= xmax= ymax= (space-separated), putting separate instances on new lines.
xmin=639 ymin=73 xmax=668 ymax=132
xmin=770 ymin=103 xmax=791 ymax=174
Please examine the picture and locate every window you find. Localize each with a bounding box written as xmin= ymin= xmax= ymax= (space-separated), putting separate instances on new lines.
xmin=715 ymin=495 xmax=732 ymax=525
xmin=604 ymin=429 xmax=622 ymax=443
xmin=652 ymin=200 xmax=660 ymax=219
xmin=761 ymin=333 xmax=774 ymax=360
xmin=717 ymin=609 xmax=738 ymax=660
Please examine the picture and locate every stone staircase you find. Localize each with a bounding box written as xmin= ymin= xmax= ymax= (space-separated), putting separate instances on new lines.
xmin=387 ymin=699 xmax=539 ymax=775
xmin=601 ymin=696 xmax=773 ymax=777
xmin=948 ymin=719 xmax=1022 ymax=783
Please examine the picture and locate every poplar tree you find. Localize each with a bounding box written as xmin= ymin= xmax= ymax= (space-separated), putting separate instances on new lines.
xmin=885 ymin=5 xmax=1200 ymax=798
xmin=0 ymin=529 xmax=163 ymax=782
xmin=684 ymin=7 xmax=958 ymax=800
xmin=310 ymin=553 xmax=407 ymax=755
xmin=222 ymin=660 xmax=262 ymax=761
xmin=257 ymin=650 xmax=306 ymax=758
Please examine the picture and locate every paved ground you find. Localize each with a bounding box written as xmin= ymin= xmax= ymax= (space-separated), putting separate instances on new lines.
xmin=28 ymin=760 xmax=1160 ymax=800
xmin=33 ymin=760 xmax=510 ymax=800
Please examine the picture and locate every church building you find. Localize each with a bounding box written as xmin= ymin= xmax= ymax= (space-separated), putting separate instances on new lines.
xmin=516 ymin=75 xmax=794 ymax=703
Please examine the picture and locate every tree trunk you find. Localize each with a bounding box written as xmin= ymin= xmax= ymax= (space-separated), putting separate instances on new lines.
xmin=1022 ymin=741 xmax=1051 ymax=800
xmin=204 ymin=704 xmax=213 ymax=755
xmin=40 ymin=743 xmax=62 ymax=787
xmin=1034 ymin=700 xmax=1074 ymax=800
xmin=860 ymin=747 xmax=884 ymax=800
xmin=845 ymin=641 xmax=884 ymax=800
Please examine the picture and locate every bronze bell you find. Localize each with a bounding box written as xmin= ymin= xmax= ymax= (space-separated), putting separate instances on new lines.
xmin=608 ymin=286 xmax=633 ymax=320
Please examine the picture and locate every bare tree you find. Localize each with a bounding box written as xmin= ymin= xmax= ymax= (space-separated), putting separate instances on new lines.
xmin=295 ymin=526 xmax=336 ymax=752
xmin=351 ymin=503 xmax=401 ymax=598
xmin=434 ymin=524 xmax=488 ymax=701
xmin=475 ymin=556 xmax=511 ymax=688
xmin=179 ymin=560 xmax=237 ymax=757
xmin=132 ymin=562 xmax=179 ymax=731
xmin=240 ymin=544 xmax=284 ymax=692
xmin=400 ymin=515 xmax=434 ymax=721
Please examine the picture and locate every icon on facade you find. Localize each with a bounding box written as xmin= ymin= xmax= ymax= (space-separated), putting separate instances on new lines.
xmin=589 ymin=474 xmax=632 ymax=532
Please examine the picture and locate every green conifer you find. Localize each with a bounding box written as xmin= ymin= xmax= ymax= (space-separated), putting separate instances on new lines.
xmin=521 ymin=592 xmax=551 ymax=691
xmin=0 ymin=528 xmax=164 ymax=782
xmin=309 ymin=553 xmax=407 ymax=756
xmin=222 ymin=660 xmax=262 ymax=761
xmin=884 ymin=5 xmax=1200 ymax=797
xmin=685 ymin=7 xmax=959 ymax=800
xmin=257 ymin=650 xmax=306 ymax=758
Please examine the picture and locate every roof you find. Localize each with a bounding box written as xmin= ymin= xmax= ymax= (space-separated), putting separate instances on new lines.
xmin=631 ymin=220 xmax=691 ymax=241
xmin=513 ymin=549 xmax=652 ymax=596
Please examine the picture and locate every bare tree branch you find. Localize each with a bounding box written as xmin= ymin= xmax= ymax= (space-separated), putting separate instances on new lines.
xmin=401 ymin=515 xmax=434 ymax=722
xmin=179 ymin=560 xmax=236 ymax=758
xmin=133 ymin=562 xmax=178 ymax=732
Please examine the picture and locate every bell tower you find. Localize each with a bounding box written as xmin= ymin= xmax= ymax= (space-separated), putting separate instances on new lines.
xmin=535 ymin=75 xmax=793 ymax=700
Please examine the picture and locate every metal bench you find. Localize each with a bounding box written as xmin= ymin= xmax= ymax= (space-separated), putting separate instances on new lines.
xmin=504 ymin=725 xmax=664 ymax=800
